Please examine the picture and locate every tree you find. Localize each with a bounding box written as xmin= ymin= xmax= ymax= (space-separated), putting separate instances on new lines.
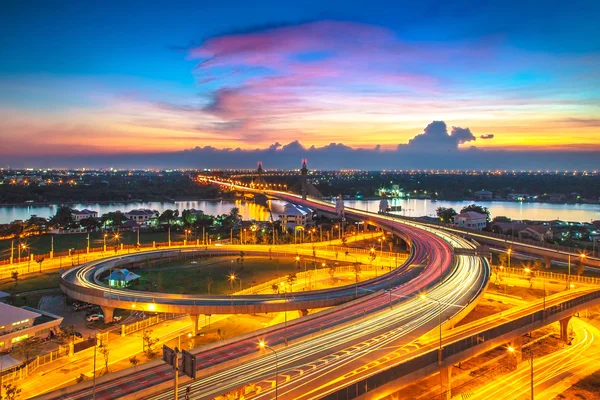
xmin=11 ymin=270 xmax=19 ymax=287
xmin=158 ymin=209 xmax=179 ymax=230
xmin=129 ymin=355 xmax=140 ymax=369
xmin=58 ymin=324 xmax=76 ymax=344
xmin=271 ymin=283 xmax=279 ymax=294
xmin=492 ymin=216 xmax=512 ymax=223
xmin=12 ymin=337 xmax=43 ymax=363
xmin=98 ymin=340 xmax=110 ymax=374
xmin=460 ymin=204 xmax=491 ymax=222
xmin=436 ymin=207 xmax=457 ymax=223
xmin=24 ymin=215 xmax=48 ymax=236
xmin=36 ymin=257 xmax=45 ymax=273
xmin=80 ymin=217 xmax=101 ymax=232
xmin=2 ymin=383 xmax=22 ymax=400
xmin=50 ymin=206 xmax=72 ymax=229
xmin=143 ymin=330 xmax=159 ymax=358
xmin=101 ymin=211 xmax=126 ymax=229
xmin=287 ymin=272 xmax=297 ymax=293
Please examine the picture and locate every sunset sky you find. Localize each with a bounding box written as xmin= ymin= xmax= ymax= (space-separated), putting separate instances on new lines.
xmin=1 ymin=0 xmax=599 ymax=168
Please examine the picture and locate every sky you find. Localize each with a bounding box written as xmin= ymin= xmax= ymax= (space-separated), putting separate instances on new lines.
xmin=1 ymin=0 xmax=599 ymax=169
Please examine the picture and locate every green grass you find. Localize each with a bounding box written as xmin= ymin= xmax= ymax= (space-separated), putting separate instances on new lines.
xmin=0 ymin=231 xmax=190 ymax=259
xmin=128 ymin=256 xmax=304 ymax=295
xmin=0 ymin=271 xmax=60 ymax=294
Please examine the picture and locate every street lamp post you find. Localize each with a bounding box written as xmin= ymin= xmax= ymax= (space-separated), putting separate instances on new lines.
xmin=507 ymin=248 xmax=512 ymax=272
xmin=103 ymin=233 xmax=108 ymax=252
xmin=508 ymin=346 xmax=534 ymax=400
xmin=258 ymin=341 xmax=278 ymax=399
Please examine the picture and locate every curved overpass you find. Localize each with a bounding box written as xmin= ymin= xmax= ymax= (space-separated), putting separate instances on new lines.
xmin=43 ymin=183 xmax=491 ymax=400
xmin=59 ymin=210 xmax=449 ymax=318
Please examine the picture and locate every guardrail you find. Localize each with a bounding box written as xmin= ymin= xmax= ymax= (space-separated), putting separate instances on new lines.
xmin=120 ymin=313 xmax=184 ymax=336
xmin=496 ymin=266 xmax=600 ymax=286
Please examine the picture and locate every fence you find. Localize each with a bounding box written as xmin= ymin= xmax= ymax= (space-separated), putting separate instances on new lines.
xmin=121 ymin=313 xmax=184 ymax=336
xmin=0 ymin=342 xmax=71 ymax=387
xmin=494 ymin=266 xmax=600 ymax=286
xmin=402 ymin=215 xmax=597 ymax=257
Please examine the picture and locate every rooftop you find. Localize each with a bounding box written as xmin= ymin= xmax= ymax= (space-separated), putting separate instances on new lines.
xmin=0 ymin=303 xmax=41 ymax=327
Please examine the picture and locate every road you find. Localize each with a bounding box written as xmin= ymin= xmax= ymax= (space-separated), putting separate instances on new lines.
xmin=39 ymin=188 xmax=489 ymax=400
xmin=473 ymin=317 xmax=600 ymax=400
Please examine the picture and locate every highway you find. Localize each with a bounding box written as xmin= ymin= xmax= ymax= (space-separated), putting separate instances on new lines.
xmin=41 ymin=185 xmax=489 ymax=400
xmin=473 ymin=317 xmax=600 ymax=399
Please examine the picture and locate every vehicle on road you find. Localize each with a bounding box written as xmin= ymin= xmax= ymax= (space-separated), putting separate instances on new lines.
xmin=86 ymin=314 xmax=104 ymax=322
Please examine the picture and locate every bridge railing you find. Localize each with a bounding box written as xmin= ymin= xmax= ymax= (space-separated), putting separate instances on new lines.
xmin=386 ymin=214 xmax=594 ymax=257
xmin=496 ymin=266 xmax=600 ymax=286
xmin=322 ymin=289 xmax=600 ymax=400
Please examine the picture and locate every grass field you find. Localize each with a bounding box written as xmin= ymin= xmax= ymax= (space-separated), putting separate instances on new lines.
xmin=128 ymin=256 xmax=304 ymax=295
xmin=0 ymin=230 xmax=190 ymax=259
xmin=0 ymin=271 xmax=60 ymax=294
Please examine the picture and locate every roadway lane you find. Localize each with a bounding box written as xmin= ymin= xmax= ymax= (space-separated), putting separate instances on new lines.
xmin=41 ymin=185 xmax=488 ymax=400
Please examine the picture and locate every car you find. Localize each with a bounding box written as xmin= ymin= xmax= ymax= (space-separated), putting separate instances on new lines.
xmin=73 ymin=331 xmax=83 ymax=338
xmin=86 ymin=314 xmax=104 ymax=322
xmin=113 ymin=316 xmax=123 ymax=322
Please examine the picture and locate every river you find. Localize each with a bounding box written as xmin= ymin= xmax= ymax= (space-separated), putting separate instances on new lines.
xmin=1 ymin=198 xmax=599 ymax=224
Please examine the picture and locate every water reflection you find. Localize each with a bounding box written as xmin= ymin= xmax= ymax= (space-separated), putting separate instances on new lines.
xmin=0 ymin=198 xmax=598 ymax=224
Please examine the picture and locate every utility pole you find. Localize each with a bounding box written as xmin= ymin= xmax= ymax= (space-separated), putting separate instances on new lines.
xmin=174 ymin=348 xmax=181 ymax=399
xmin=92 ymin=333 xmax=97 ymax=400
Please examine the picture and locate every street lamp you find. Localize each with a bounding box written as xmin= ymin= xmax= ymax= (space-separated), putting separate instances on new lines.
xmin=507 ymin=346 xmax=534 ymax=400
xmin=258 ymin=341 xmax=278 ymax=399
xmin=103 ymin=233 xmax=108 ymax=252
xmin=507 ymin=248 xmax=512 ymax=271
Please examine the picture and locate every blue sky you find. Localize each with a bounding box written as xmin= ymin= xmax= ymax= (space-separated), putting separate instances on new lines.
xmin=1 ymin=0 xmax=599 ymax=168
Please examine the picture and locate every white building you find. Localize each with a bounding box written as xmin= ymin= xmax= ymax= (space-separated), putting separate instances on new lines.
xmin=70 ymin=209 xmax=98 ymax=221
xmin=278 ymin=203 xmax=313 ymax=230
xmin=125 ymin=209 xmax=159 ymax=224
xmin=0 ymin=303 xmax=63 ymax=351
xmin=453 ymin=211 xmax=487 ymax=230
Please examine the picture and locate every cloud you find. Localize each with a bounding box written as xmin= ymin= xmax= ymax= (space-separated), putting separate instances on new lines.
xmin=480 ymin=133 xmax=495 ymax=139
xmin=398 ymin=121 xmax=479 ymax=152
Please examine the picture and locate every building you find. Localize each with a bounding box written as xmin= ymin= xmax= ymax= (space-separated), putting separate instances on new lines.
xmin=107 ymin=268 xmax=141 ymax=288
xmin=70 ymin=209 xmax=98 ymax=222
xmin=453 ymin=211 xmax=487 ymax=230
xmin=124 ymin=209 xmax=159 ymax=224
xmin=474 ymin=190 xmax=493 ymax=200
xmin=278 ymin=203 xmax=313 ymax=230
xmin=0 ymin=303 xmax=63 ymax=351
xmin=519 ymin=225 xmax=552 ymax=242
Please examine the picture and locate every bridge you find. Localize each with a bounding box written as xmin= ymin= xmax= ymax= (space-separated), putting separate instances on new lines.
xmin=321 ymin=288 xmax=600 ymax=400
xmin=42 ymin=177 xmax=490 ymax=399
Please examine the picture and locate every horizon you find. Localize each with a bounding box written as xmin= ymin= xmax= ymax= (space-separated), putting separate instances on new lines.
xmin=1 ymin=0 xmax=600 ymax=169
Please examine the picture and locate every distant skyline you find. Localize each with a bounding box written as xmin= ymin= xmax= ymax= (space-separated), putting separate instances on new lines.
xmin=1 ymin=0 xmax=599 ymax=169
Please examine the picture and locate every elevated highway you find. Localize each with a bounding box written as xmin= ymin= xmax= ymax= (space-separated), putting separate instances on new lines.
xmin=43 ymin=180 xmax=490 ymax=400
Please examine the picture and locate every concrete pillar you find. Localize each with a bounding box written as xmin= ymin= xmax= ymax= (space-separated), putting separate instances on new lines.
xmin=189 ymin=314 xmax=199 ymax=336
xmin=544 ymin=256 xmax=552 ymax=269
xmin=50 ymin=251 xmax=54 ymax=259
xmin=298 ymin=309 xmax=308 ymax=317
xmin=439 ymin=366 xmax=453 ymax=400
xmin=68 ymin=341 xmax=74 ymax=356
xmin=101 ymin=306 xmax=115 ymax=323
xmin=184 ymin=239 xmax=187 ymax=246
xmin=120 ymin=243 xmax=124 ymax=251
xmin=560 ymin=316 xmax=572 ymax=343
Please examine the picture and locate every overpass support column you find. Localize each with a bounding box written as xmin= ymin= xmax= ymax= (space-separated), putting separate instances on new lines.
xmin=544 ymin=256 xmax=552 ymax=269
xmin=560 ymin=316 xmax=572 ymax=343
xmin=439 ymin=366 xmax=453 ymax=400
xmin=101 ymin=306 xmax=115 ymax=323
xmin=298 ymin=309 xmax=308 ymax=317
xmin=189 ymin=314 xmax=200 ymax=336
